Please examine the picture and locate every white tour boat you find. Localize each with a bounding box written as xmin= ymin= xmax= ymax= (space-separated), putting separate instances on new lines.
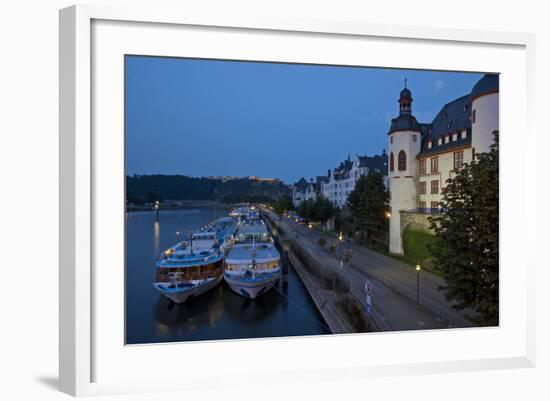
xmin=224 ymin=218 xmax=281 ymax=299
xmin=153 ymin=217 xmax=237 ymax=304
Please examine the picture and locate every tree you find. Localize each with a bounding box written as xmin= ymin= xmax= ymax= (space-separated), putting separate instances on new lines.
xmin=297 ymin=197 xmax=335 ymax=223
xmin=347 ymin=171 xmax=389 ymax=244
xmin=429 ymin=132 xmax=499 ymax=326
xmin=273 ymin=194 xmax=293 ymax=215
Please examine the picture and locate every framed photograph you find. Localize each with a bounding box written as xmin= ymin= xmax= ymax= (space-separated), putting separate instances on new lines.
xmin=59 ymin=4 xmax=536 ymax=396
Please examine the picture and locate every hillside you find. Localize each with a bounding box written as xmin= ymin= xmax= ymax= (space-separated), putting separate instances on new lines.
xmin=126 ymin=174 xmax=291 ymax=204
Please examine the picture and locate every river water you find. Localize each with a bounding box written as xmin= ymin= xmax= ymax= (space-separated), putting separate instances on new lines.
xmin=126 ymin=208 xmax=330 ymax=344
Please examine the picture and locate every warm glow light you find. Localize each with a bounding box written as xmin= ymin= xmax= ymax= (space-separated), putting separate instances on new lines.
xmin=385 ymin=211 xmax=392 ymax=219
xmin=339 ymin=232 xmax=343 ymax=241
xmin=416 ymin=265 xmax=421 ymax=271
xmin=308 ymin=224 xmax=312 ymax=229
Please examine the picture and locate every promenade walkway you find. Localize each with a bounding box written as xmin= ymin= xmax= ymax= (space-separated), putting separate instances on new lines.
xmin=267 ymin=211 xmax=471 ymax=331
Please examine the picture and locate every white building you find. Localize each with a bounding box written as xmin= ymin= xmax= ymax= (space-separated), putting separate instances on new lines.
xmin=292 ymin=177 xmax=320 ymax=208
xmin=320 ymin=153 xmax=388 ymax=208
xmin=388 ymin=74 xmax=499 ymax=254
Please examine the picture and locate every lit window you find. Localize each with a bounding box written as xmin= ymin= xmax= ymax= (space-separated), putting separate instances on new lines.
xmin=461 ymin=130 xmax=467 ymax=139
xmin=452 ymin=133 xmax=457 ymax=141
xmin=445 ymin=136 xmax=450 ymax=144
xmin=428 ymin=140 xmax=432 ymax=149
xmin=438 ymin=138 xmax=442 ymax=146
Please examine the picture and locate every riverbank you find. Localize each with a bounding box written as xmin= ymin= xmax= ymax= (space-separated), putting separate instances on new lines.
xmin=264 ymin=211 xmax=370 ymax=334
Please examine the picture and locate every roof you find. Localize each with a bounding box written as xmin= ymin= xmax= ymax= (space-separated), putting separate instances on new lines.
xmin=237 ymin=224 xmax=268 ymax=235
xmin=294 ymin=177 xmax=309 ymax=191
xmin=388 ymin=114 xmax=422 ymax=134
xmin=471 ymin=74 xmax=499 ymax=101
xmin=419 ymin=94 xmax=472 ymax=156
xmin=357 ymin=153 xmax=388 ymax=174
xmin=225 ymin=243 xmax=280 ymax=263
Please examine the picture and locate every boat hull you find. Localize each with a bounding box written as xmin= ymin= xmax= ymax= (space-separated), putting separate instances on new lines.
xmin=224 ymin=272 xmax=280 ymax=299
xmin=154 ymin=274 xmax=223 ymax=304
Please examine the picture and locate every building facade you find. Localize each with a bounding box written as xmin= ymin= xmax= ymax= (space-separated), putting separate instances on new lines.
xmin=320 ymin=154 xmax=388 ymax=208
xmin=292 ymin=177 xmax=321 ymax=208
xmin=388 ymin=74 xmax=499 ymax=254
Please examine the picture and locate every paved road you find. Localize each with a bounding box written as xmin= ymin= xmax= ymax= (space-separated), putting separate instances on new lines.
xmin=268 ymin=211 xmax=472 ymax=331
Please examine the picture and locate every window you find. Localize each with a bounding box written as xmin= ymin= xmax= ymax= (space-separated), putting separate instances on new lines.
xmin=419 ymin=181 xmax=427 ymax=194
xmin=452 ymin=133 xmax=457 ymax=141
xmin=390 ymin=135 xmax=393 ymax=144
xmin=389 ymin=152 xmax=394 ymax=172
xmin=431 ymin=180 xmax=439 ymax=194
xmin=472 ymin=147 xmax=476 ymax=159
xmin=413 ymin=134 xmax=417 ymax=142
xmin=419 ymin=159 xmax=426 ymax=175
xmin=428 ymin=140 xmax=432 ymax=149
xmin=398 ymin=150 xmax=407 ymax=171
xmin=438 ymin=138 xmax=442 ymax=146
xmin=473 ymin=109 xmax=476 ymax=123
xmin=430 ymin=156 xmax=439 ymax=173
xmin=461 ymin=130 xmax=467 ymax=139
xmin=453 ymin=151 xmax=464 ymax=170
xmin=431 ymin=201 xmax=439 ymax=211
xmin=419 ymin=201 xmax=426 ymax=211
xmin=445 ymin=135 xmax=450 ymax=144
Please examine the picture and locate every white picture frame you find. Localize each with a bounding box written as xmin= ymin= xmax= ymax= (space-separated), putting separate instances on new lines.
xmin=59 ymin=3 xmax=536 ymax=397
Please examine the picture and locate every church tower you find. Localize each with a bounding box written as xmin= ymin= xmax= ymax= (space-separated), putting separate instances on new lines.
xmin=471 ymin=74 xmax=499 ymax=155
xmin=388 ymin=80 xmax=422 ymax=255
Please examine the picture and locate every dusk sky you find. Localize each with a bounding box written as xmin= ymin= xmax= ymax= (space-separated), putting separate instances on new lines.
xmin=125 ymin=56 xmax=483 ymax=184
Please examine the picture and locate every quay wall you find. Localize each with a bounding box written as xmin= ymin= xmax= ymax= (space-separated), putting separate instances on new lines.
xmin=264 ymin=212 xmax=370 ymax=333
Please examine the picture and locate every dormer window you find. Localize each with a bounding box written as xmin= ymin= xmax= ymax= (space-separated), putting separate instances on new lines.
xmin=445 ymin=136 xmax=450 ymax=144
xmin=452 ymin=133 xmax=457 ymax=141
xmin=461 ymin=130 xmax=467 ymax=139
xmin=463 ymin=104 xmax=469 ymax=112
xmin=428 ymin=140 xmax=432 ymax=149
xmin=438 ymin=138 xmax=443 ymax=146
xmin=447 ymin=122 xmax=452 ymax=129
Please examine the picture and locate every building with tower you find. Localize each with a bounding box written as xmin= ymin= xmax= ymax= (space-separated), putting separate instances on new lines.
xmin=388 ymin=74 xmax=499 ymax=255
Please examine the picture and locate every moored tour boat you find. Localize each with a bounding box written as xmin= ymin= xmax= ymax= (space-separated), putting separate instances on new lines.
xmin=224 ymin=218 xmax=281 ymax=299
xmin=153 ymin=217 xmax=236 ymax=304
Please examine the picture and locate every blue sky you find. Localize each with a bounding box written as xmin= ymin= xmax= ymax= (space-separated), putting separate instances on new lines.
xmin=125 ymin=56 xmax=483 ymax=184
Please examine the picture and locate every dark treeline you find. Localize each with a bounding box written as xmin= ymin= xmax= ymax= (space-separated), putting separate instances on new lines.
xmin=126 ymin=174 xmax=291 ymax=204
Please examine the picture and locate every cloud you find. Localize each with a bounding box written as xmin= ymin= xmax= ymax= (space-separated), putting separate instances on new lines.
xmin=432 ymin=80 xmax=445 ymax=93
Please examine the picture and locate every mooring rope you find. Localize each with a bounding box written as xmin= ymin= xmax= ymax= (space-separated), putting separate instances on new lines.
xmin=271 ymin=282 xmax=332 ymax=333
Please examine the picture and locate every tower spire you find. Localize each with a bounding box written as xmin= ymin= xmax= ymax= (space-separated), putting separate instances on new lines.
xmin=399 ymin=80 xmax=412 ymax=115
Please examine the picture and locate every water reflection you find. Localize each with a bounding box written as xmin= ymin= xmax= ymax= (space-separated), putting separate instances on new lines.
xmin=153 ymin=219 xmax=160 ymax=257
xmin=126 ymin=209 xmax=330 ymax=344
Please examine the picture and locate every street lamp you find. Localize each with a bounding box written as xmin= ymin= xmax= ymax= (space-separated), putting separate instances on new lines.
xmin=416 ymin=264 xmax=421 ymax=307
xmin=385 ymin=211 xmax=391 ymax=219
xmin=339 ymin=231 xmax=343 ymax=241
xmin=154 ymin=200 xmax=160 ymax=219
